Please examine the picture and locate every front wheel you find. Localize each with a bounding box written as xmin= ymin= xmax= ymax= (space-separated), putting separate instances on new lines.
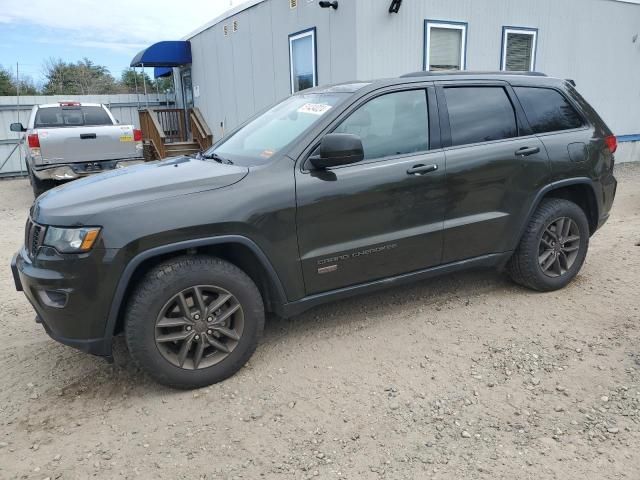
xmin=508 ymin=198 xmax=590 ymax=291
xmin=124 ymin=256 xmax=264 ymax=389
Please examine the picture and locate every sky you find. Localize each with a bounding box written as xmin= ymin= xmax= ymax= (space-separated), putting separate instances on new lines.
xmin=0 ymin=0 xmax=250 ymax=86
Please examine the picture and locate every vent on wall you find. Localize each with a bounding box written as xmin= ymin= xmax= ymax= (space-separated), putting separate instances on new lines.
xmin=233 ymin=20 xmax=238 ymax=32
xmin=290 ymin=0 xmax=297 ymax=8
xmin=223 ymin=24 xmax=229 ymax=36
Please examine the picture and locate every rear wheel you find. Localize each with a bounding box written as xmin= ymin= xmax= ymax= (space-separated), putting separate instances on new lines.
xmin=508 ymin=198 xmax=589 ymax=291
xmin=124 ymin=255 xmax=264 ymax=389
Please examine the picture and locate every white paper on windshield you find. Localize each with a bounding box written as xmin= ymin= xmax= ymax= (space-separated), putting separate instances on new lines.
xmin=297 ymin=103 xmax=332 ymax=116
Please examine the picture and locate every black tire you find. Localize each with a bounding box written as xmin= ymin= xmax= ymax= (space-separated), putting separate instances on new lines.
xmin=28 ymin=168 xmax=54 ymax=198
xmin=124 ymin=255 xmax=264 ymax=389
xmin=508 ymin=198 xmax=589 ymax=292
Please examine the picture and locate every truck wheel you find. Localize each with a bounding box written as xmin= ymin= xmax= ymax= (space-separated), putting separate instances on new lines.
xmin=124 ymin=255 xmax=264 ymax=389
xmin=28 ymin=168 xmax=54 ymax=198
xmin=125 ymin=256 xmax=264 ymax=389
xmin=508 ymin=198 xmax=589 ymax=292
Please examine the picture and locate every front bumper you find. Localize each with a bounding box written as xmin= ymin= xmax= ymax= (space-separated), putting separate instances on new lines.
xmin=11 ymin=246 xmax=121 ymax=358
xmin=33 ymin=158 xmax=145 ymax=181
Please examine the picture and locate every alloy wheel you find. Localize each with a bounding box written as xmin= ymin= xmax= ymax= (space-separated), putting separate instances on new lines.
xmin=538 ymin=216 xmax=581 ymax=278
xmin=154 ymin=285 xmax=244 ymax=370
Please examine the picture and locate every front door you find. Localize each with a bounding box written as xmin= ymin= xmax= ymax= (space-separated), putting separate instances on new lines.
xmin=295 ymin=88 xmax=446 ymax=295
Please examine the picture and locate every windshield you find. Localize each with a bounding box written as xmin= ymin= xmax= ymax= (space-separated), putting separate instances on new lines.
xmin=211 ymin=93 xmax=348 ymax=165
xmin=35 ymin=106 xmax=113 ymax=128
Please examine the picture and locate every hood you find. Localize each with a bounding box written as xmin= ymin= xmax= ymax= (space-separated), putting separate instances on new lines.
xmin=33 ymin=156 xmax=248 ymax=225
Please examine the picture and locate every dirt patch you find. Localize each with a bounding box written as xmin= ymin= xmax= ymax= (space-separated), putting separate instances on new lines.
xmin=0 ymin=164 xmax=639 ymax=479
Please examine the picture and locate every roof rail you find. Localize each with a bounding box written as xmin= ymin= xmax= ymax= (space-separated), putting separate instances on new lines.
xmin=399 ymin=70 xmax=548 ymax=78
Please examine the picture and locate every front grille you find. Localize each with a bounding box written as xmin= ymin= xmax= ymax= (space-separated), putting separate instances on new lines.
xmin=25 ymin=218 xmax=45 ymax=258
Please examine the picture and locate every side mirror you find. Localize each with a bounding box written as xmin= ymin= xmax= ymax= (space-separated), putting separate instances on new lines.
xmin=310 ymin=133 xmax=364 ymax=169
xmin=10 ymin=122 xmax=26 ymax=132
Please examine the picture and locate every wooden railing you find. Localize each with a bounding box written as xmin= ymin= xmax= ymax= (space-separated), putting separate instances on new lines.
xmin=139 ymin=107 xmax=213 ymax=159
xmin=189 ymin=107 xmax=213 ymax=150
xmin=138 ymin=109 xmax=167 ymax=159
xmin=154 ymin=108 xmax=186 ymax=143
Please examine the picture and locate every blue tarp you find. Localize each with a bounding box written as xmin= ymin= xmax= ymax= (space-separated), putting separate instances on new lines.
xmin=130 ymin=41 xmax=191 ymax=67
xmin=154 ymin=67 xmax=173 ymax=78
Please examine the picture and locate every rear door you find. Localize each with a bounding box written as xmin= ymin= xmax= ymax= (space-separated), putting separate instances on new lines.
xmin=437 ymin=81 xmax=550 ymax=263
xmin=295 ymin=86 xmax=447 ymax=295
xmin=36 ymin=105 xmax=139 ymax=163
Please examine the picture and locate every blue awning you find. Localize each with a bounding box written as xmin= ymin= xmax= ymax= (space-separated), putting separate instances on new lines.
xmin=154 ymin=67 xmax=173 ymax=78
xmin=130 ymin=41 xmax=191 ymax=67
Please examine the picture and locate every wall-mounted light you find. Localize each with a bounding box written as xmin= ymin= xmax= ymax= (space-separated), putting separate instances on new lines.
xmin=389 ymin=0 xmax=402 ymax=13
xmin=319 ymin=1 xmax=338 ymax=10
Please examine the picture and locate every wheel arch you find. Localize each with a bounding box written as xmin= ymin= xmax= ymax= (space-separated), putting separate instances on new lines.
xmin=104 ymin=236 xmax=287 ymax=354
xmin=513 ymin=178 xmax=600 ymax=249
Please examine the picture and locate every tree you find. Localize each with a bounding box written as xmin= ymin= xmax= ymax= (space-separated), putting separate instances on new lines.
xmin=42 ymin=58 xmax=119 ymax=95
xmin=120 ymin=69 xmax=152 ymax=92
xmin=0 ymin=65 xmax=39 ymax=96
xmin=121 ymin=69 xmax=174 ymax=94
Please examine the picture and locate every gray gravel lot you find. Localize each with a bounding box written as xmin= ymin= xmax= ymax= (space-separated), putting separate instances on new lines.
xmin=0 ymin=164 xmax=639 ymax=480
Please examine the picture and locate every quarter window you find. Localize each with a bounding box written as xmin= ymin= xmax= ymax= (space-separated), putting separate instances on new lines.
xmin=424 ymin=21 xmax=467 ymax=71
xmin=501 ymin=28 xmax=537 ymax=71
xmin=334 ymin=90 xmax=429 ymax=160
xmin=514 ymin=87 xmax=584 ymax=134
xmin=289 ymin=29 xmax=317 ymax=93
xmin=444 ymin=87 xmax=517 ymax=146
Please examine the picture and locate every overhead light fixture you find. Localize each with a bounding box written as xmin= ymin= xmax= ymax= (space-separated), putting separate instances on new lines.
xmin=319 ymin=1 xmax=338 ymax=9
xmin=389 ymin=0 xmax=402 ymax=13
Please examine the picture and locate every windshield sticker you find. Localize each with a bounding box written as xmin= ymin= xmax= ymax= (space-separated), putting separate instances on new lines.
xmin=297 ymin=103 xmax=332 ymax=116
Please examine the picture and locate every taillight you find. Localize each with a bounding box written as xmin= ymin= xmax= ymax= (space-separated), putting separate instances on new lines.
xmin=27 ymin=133 xmax=40 ymax=149
xmin=133 ymin=129 xmax=142 ymax=142
xmin=604 ymin=135 xmax=617 ymax=154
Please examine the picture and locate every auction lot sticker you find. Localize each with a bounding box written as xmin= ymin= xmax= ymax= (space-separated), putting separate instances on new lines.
xmin=298 ymin=103 xmax=332 ymax=115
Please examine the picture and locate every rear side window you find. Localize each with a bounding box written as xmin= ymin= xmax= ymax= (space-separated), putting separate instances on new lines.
xmin=334 ymin=89 xmax=429 ymax=160
xmin=514 ymin=87 xmax=584 ymax=134
xmin=34 ymin=106 xmax=113 ymax=128
xmin=444 ymin=86 xmax=517 ymax=146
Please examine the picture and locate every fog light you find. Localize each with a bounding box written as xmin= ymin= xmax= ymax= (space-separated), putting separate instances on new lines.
xmin=37 ymin=289 xmax=69 ymax=308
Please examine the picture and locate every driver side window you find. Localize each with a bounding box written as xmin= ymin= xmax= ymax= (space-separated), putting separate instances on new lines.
xmin=334 ymin=89 xmax=429 ymax=160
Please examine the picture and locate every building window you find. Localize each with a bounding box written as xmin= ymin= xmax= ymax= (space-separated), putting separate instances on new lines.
xmin=501 ymin=27 xmax=537 ymax=71
xmin=424 ymin=21 xmax=467 ymax=71
xmin=289 ymin=28 xmax=317 ymax=93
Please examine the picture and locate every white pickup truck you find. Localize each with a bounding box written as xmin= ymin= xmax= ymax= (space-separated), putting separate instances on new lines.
xmin=10 ymin=102 xmax=145 ymax=196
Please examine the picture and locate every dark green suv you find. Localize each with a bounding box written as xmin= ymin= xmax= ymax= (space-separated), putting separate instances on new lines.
xmin=11 ymin=72 xmax=617 ymax=388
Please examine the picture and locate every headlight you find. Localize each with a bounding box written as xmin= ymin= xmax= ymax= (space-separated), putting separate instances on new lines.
xmin=43 ymin=226 xmax=101 ymax=253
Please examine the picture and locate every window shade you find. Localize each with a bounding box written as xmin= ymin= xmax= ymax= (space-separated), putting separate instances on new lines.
xmin=505 ymin=33 xmax=533 ymax=71
xmin=429 ymin=27 xmax=462 ymax=70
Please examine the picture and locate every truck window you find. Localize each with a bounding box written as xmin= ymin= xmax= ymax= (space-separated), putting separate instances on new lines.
xmin=514 ymin=87 xmax=584 ymax=134
xmin=34 ymin=106 xmax=113 ymax=128
xmin=444 ymin=86 xmax=517 ymax=147
xmin=334 ymin=89 xmax=429 ymax=160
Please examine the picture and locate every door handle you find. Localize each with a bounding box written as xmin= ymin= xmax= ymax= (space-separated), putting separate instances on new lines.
xmin=515 ymin=146 xmax=540 ymax=157
xmin=80 ymin=133 xmax=97 ymax=139
xmin=407 ymin=164 xmax=438 ymax=175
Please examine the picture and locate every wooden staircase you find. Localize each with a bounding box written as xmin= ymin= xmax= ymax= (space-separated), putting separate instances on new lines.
xmin=139 ymin=107 xmax=213 ymax=160
xmin=164 ymin=141 xmax=201 ymax=157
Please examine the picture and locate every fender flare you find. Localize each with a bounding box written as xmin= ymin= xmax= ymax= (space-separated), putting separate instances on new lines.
xmin=102 ymin=235 xmax=288 ymax=354
xmin=512 ymin=177 xmax=599 ymax=249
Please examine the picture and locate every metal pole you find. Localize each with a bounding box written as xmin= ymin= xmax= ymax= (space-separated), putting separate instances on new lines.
xmin=133 ymin=67 xmax=140 ymax=108
xmin=16 ymin=62 xmax=24 ymax=176
xmin=142 ymin=63 xmax=149 ymax=107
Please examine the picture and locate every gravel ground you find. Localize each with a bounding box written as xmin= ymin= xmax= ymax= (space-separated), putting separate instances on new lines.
xmin=0 ymin=164 xmax=639 ymax=480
